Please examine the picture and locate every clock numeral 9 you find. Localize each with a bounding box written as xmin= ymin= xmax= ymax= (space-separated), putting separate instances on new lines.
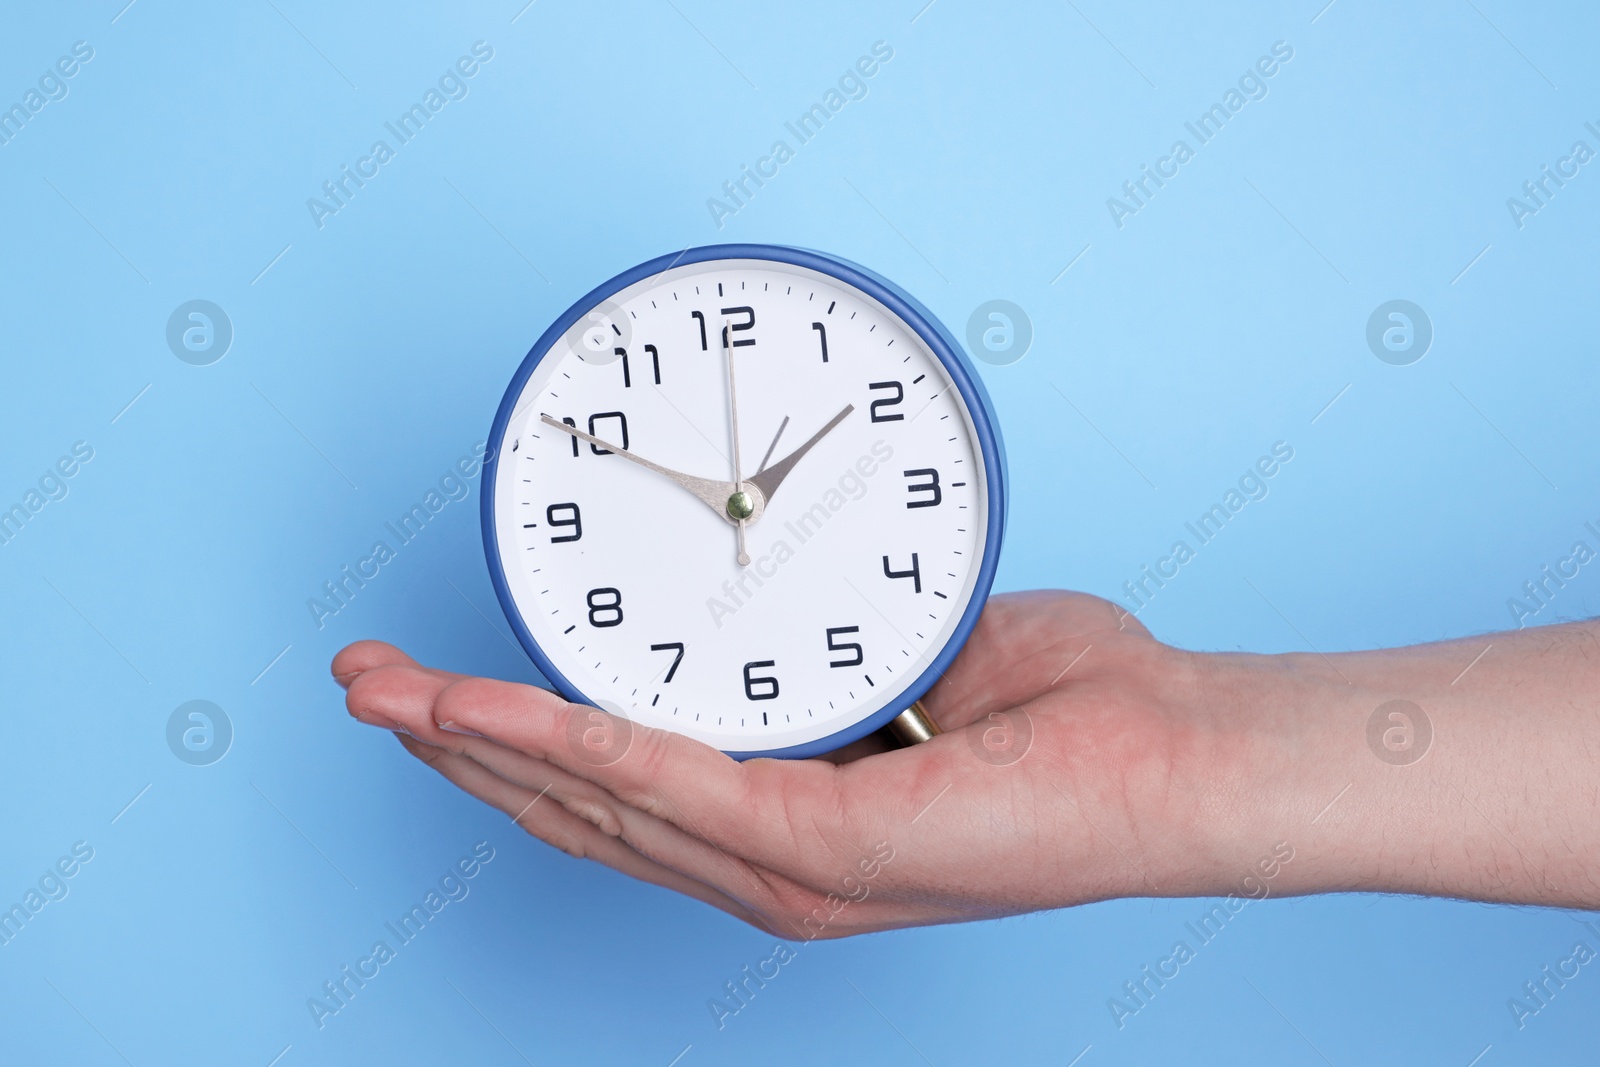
xmin=743 ymin=660 xmax=779 ymax=701
xmin=825 ymin=626 xmax=863 ymax=668
xmin=869 ymin=381 xmax=904 ymax=422
xmin=586 ymin=587 xmax=623 ymax=628
xmin=882 ymin=553 xmax=922 ymax=593
xmin=903 ymin=468 xmax=941 ymax=509
xmin=546 ymin=502 xmax=582 ymax=542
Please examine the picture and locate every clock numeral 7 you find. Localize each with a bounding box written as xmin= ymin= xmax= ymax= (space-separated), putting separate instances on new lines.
xmin=650 ymin=642 xmax=684 ymax=683
xmin=616 ymin=345 xmax=662 ymax=388
xmin=869 ymin=381 xmax=904 ymax=422
xmin=546 ymin=502 xmax=582 ymax=542
xmin=903 ymin=468 xmax=941 ymax=508
xmin=882 ymin=552 xmax=922 ymax=593
xmin=825 ymin=626 xmax=863 ymax=668
xmin=743 ymin=661 xmax=779 ymax=701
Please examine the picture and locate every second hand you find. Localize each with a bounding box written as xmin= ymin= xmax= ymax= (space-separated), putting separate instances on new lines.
xmin=723 ymin=319 xmax=751 ymax=567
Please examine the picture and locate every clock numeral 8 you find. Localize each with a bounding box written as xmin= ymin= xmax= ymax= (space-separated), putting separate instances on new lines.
xmin=586 ymin=587 xmax=624 ymax=628
xmin=743 ymin=660 xmax=779 ymax=701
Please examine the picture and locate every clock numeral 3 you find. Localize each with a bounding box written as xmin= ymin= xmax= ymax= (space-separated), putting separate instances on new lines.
xmin=547 ymin=502 xmax=582 ymax=542
xmin=586 ymin=587 xmax=624 ymax=628
xmin=825 ymin=626 xmax=863 ymax=668
xmin=882 ymin=552 xmax=922 ymax=593
xmin=650 ymin=641 xmax=685 ymax=682
xmin=903 ymin=468 xmax=941 ymax=508
xmin=743 ymin=660 xmax=779 ymax=701
xmin=869 ymin=381 xmax=904 ymax=422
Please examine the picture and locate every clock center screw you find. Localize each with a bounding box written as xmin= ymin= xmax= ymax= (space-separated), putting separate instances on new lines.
xmin=726 ymin=491 xmax=754 ymax=520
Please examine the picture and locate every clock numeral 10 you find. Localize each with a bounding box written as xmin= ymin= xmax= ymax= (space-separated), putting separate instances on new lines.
xmin=882 ymin=553 xmax=922 ymax=593
xmin=547 ymin=502 xmax=582 ymax=542
xmin=586 ymin=587 xmax=623 ymax=627
xmin=743 ymin=661 xmax=779 ymax=701
xmin=564 ymin=411 xmax=629 ymax=457
xmin=825 ymin=626 xmax=863 ymax=668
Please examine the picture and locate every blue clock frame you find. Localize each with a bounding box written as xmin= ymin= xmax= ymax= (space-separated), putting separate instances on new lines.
xmin=481 ymin=243 xmax=1008 ymax=760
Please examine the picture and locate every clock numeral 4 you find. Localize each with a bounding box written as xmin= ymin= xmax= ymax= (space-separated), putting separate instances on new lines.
xmin=743 ymin=660 xmax=779 ymax=701
xmin=903 ymin=468 xmax=941 ymax=508
xmin=882 ymin=552 xmax=922 ymax=593
xmin=547 ymin=502 xmax=582 ymax=542
xmin=650 ymin=641 xmax=684 ymax=683
xmin=586 ymin=587 xmax=624 ymax=628
xmin=825 ymin=626 xmax=863 ymax=668
xmin=868 ymin=381 xmax=904 ymax=422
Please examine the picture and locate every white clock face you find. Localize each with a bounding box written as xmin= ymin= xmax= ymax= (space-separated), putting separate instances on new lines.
xmin=489 ymin=257 xmax=992 ymax=756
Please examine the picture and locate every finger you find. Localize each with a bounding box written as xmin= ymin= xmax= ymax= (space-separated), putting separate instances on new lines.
xmin=395 ymin=733 xmax=778 ymax=931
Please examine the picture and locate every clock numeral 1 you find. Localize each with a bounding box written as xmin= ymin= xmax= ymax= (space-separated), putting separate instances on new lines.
xmin=721 ymin=306 xmax=756 ymax=348
xmin=882 ymin=552 xmax=922 ymax=593
xmin=546 ymin=502 xmax=582 ymax=542
xmin=650 ymin=641 xmax=684 ymax=682
xmin=743 ymin=660 xmax=779 ymax=701
xmin=825 ymin=626 xmax=863 ymax=668
xmin=811 ymin=321 xmax=828 ymax=362
xmin=586 ymin=587 xmax=623 ymax=627
xmin=869 ymin=381 xmax=904 ymax=422
xmin=903 ymin=468 xmax=941 ymax=508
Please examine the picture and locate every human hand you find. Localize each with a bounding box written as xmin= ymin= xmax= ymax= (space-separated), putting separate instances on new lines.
xmin=333 ymin=591 xmax=1283 ymax=938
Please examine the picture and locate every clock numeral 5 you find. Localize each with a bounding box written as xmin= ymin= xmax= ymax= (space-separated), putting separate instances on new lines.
xmin=882 ymin=552 xmax=922 ymax=593
xmin=903 ymin=468 xmax=941 ymax=509
xmin=825 ymin=626 xmax=863 ymax=668
xmin=650 ymin=641 xmax=685 ymax=682
xmin=868 ymin=381 xmax=904 ymax=422
xmin=743 ymin=660 xmax=779 ymax=701
xmin=586 ymin=587 xmax=623 ymax=628
xmin=547 ymin=502 xmax=582 ymax=542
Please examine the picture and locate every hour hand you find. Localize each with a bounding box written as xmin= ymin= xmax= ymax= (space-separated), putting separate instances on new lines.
xmin=538 ymin=414 xmax=741 ymax=524
xmin=746 ymin=405 xmax=854 ymax=506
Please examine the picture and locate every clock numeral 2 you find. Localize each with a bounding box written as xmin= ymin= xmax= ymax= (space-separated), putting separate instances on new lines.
xmin=903 ymin=468 xmax=941 ymax=508
xmin=650 ymin=642 xmax=684 ymax=683
xmin=869 ymin=381 xmax=904 ymax=422
xmin=825 ymin=626 xmax=863 ymax=668
xmin=882 ymin=553 xmax=922 ymax=593
xmin=586 ymin=587 xmax=623 ymax=627
xmin=721 ymin=306 xmax=755 ymax=348
xmin=547 ymin=502 xmax=582 ymax=542
xmin=743 ymin=660 xmax=779 ymax=701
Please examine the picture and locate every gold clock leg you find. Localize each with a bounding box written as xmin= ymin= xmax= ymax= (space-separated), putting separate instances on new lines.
xmin=884 ymin=700 xmax=941 ymax=746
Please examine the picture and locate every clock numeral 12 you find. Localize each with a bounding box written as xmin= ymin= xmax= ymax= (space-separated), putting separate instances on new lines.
xmin=825 ymin=626 xmax=863 ymax=668
xmin=721 ymin=306 xmax=755 ymax=348
xmin=882 ymin=553 xmax=922 ymax=593
xmin=743 ymin=661 xmax=779 ymax=701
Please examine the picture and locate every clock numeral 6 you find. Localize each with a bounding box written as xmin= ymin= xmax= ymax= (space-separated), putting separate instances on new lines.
xmin=868 ymin=381 xmax=904 ymax=422
xmin=547 ymin=502 xmax=582 ymax=542
xmin=825 ymin=626 xmax=863 ymax=668
xmin=903 ymin=468 xmax=941 ymax=509
xmin=743 ymin=660 xmax=779 ymax=701
xmin=882 ymin=553 xmax=922 ymax=593
xmin=586 ymin=587 xmax=623 ymax=628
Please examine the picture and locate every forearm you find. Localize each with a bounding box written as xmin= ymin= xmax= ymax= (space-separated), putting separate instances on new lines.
xmin=1178 ymin=622 xmax=1600 ymax=908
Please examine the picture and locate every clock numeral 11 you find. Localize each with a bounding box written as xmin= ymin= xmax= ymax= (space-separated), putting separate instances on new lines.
xmin=616 ymin=346 xmax=661 ymax=388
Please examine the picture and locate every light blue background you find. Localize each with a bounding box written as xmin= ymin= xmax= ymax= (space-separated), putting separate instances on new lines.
xmin=2 ymin=1 xmax=1597 ymax=1064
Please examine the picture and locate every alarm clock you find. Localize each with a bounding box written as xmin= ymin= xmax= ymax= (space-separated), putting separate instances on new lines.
xmin=482 ymin=244 xmax=1006 ymax=759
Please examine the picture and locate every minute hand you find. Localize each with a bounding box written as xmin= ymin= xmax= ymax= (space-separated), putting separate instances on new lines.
xmin=747 ymin=404 xmax=854 ymax=506
xmin=538 ymin=414 xmax=739 ymax=524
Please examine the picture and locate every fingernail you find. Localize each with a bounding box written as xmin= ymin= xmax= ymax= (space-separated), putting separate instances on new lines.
xmin=334 ymin=670 xmax=363 ymax=688
xmin=354 ymin=708 xmax=403 ymax=731
xmin=437 ymin=720 xmax=482 ymax=737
